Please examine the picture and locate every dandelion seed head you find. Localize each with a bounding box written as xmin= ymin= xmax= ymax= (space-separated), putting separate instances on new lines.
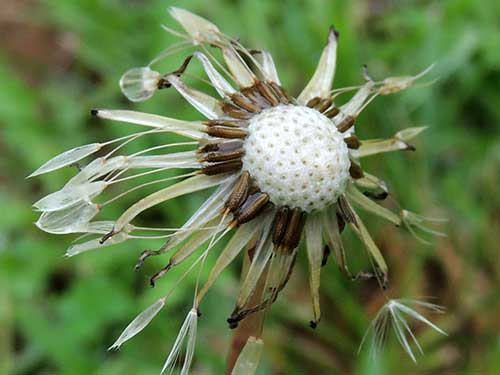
xmin=30 ymin=7 xmax=445 ymax=373
xmin=242 ymin=105 xmax=350 ymax=211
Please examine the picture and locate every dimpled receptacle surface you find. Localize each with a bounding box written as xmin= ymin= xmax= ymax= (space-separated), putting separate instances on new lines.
xmin=242 ymin=105 xmax=350 ymax=212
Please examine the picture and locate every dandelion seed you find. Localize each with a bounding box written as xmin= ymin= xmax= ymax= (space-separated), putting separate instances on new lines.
xmin=401 ymin=209 xmax=447 ymax=244
xmin=31 ymin=7 xmax=445 ymax=373
xmin=360 ymin=299 xmax=447 ymax=362
xmin=377 ymin=64 xmax=435 ymax=95
xmin=160 ymin=309 xmax=198 ymax=375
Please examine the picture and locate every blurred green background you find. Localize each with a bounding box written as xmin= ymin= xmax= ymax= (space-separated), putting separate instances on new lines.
xmin=1 ymin=0 xmax=499 ymax=374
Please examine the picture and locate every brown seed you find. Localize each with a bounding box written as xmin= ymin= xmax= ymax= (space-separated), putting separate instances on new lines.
xmin=221 ymin=102 xmax=253 ymax=119
xmin=349 ymin=160 xmax=364 ymax=179
xmin=201 ymin=149 xmax=244 ymax=163
xmin=282 ymin=208 xmax=306 ymax=252
xmin=344 ymin=135 xmax=361 ymax=149
xmin=306 ymin=97 xmax=321 ymax=108
xmin=206 ymin=126 xmax=248 ymax=139
xmin=198 ymin=143 xmax=220 ymax=153
xmin=337 ymin=115 xmax=355 ymax=132
xmin=241 ymin=85 xmax=271 ymax=109
xmin=198 ymin=139 xmax=244 ymax=154
xmin=205 ymin=119 xmax=243 ymax=128
xmin=324 ymin=106 xmax=340 ymax=118
xmin=288 ymin=215 xmax=306 ymax=251
xmin=256 ymin=81 xmax=280 ymax=106
xmin=315 ymin=98 xmax=333 ymax=113
xmin=272 ymin=207 xmax=290 ymax=245
xmin=232 ymin=192 xmax=270 ymax=227
xmin=269 ymin=82 xmax=291 ymax=103
xmin=200 ymin=160 xmax=243 ymax=176
xmin=224 ymin=171 xmax=250 ymax=213
xmin=231 ymin=92 xmax=260 ymax=113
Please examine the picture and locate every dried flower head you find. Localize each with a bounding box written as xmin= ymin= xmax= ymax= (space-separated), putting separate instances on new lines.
xmin=31 ymin=7 xmax=446 ymax=374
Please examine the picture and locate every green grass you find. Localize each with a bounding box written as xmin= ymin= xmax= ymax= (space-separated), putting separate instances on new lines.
xmin=1 ymin=0 xmax=499 ymax=373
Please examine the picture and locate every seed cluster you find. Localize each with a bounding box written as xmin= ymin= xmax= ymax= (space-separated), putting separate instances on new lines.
xmin=193 ymin=80 xmax=357 ymax=266
xmin=189 ymin=78 xmax=363 ymax=314
xmin=31 ymin=9 xmax=444 ymax=369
